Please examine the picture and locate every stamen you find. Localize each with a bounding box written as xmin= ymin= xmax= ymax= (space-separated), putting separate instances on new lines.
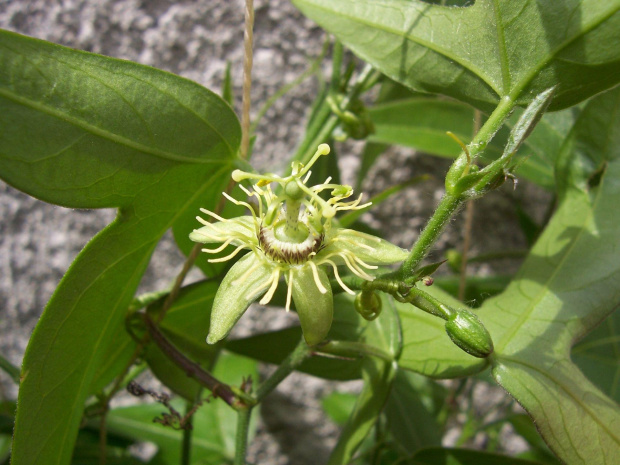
xmin=208 ymin=244 xmax=246 ymax=263
xmin=201 ymin=238 xmax=234 ymax=253
xmin=222 ymin=192 xmax=257 ymax=218
xmin=302 ymin=170 xmax=312 ymax=184
xmin=335 ymin=252 xmax=375 ymax=281
xmin=285 ymin=269 xmax=293 ymax=312
xmin=200 ymin=208 xmax=228 ymax=222
xmin=351 ymin=255 xmax=379 ymax=270
xmin=308 ymin=261 xmax=327 ymax=294
xmin=259 ymin=268 xmax=281 ymax=305
xmin=322 ymin=259 xmax=355 ymax=295
xmin=239 ymin=184 xmax=253 ymax=196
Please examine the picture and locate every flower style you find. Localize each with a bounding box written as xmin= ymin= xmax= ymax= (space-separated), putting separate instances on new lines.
xmin=190 ymin=144 xmax=409 ymax=346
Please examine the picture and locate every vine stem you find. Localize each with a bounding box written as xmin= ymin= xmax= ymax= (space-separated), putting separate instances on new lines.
xmin=234 ymin=408 xmax=252 ymax=465
xmin=239 ymin=0 xmax=254 ymax=160
xmin=399 ymin=96 xmax=515 ymax=279
xmin=233 ymin=339 xmax=311 ymax=464
xmin=181 ymin=400 xmax=194 ymax=465
xmin=458 ymin=108 xmax=482 ymax=300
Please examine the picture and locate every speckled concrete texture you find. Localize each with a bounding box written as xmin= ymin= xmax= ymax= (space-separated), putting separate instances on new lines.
xmin=0 ymin=1 xmax=548 ymax=463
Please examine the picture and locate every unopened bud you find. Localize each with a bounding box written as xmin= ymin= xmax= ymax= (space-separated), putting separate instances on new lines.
xmin=445 ymin=310 xmax=494 ymax=358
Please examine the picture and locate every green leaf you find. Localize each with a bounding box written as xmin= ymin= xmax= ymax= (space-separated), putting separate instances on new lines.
xmin=507 ymin=414 xmax=562 ymax=465
xmin=478 ymin=87 xmax=620 ymax=464
xmin=1 ymin=31 xmax=240 ymax=465
xmin=321 ymin=392 xmax=358 ymax=426
xmin=410 ymin=447 xmax=545 ymax=465
xmin=384 ymin=371 xmax=444 ymax=454
xmin=328 ymin=294 xmax=401 ymax=464
xmin=572 ymin=309 xmax=620 ymax=403
xmin=292 ymin=0 xmax=620 ymax=111
xmin=368 ymin=96 xmax=578 ymax=188
xmin=106 ymin=352 xmax=257 ymax=465
xmin=433 ymin=274 xmax=512 ymax=308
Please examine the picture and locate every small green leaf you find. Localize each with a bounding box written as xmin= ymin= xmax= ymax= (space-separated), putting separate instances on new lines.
xmin=572 ymin=310 xmax=620 ymax=403
xmin=368 ymin=95 xmax=578 ymax=188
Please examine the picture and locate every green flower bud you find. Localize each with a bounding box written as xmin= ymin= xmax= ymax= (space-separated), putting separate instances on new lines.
xmin=445 ymin=310 xmax=494 ymax=358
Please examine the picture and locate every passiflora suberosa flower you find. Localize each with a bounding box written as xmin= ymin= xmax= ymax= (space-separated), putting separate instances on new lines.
xmin=190 ymin=144 xmax=408 ymax=346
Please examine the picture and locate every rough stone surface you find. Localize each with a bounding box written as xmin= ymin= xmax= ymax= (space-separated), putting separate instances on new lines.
xmin=0 ymin=1 xmax=550 ymax=463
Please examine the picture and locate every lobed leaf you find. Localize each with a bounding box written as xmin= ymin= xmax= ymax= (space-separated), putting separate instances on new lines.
xmin=478 ymin=86 xmax=620 ymax=464
xmin=292 ymin=0 xmax=620 ymax=111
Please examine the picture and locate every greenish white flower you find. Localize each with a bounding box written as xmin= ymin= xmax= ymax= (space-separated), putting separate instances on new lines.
xmin=190 ymin=144 xmax=408 ymax=346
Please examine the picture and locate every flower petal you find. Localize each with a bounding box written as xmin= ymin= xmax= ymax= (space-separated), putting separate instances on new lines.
xmin=189 ymin=215 xmax=256 ymax=245
xmin=206 ymin=252 xmax=272 ymax=344
xmin=291 ymin=265 xmax=333 ymax=346
xmin=323 ymin=229 xmax=409 ymax=264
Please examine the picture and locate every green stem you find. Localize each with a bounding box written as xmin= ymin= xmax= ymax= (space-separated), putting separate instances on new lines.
xmin=232 ymin=339 xmax=311 ymax=464
xmin=234 ymin=408 xmax=252 ymax=465
xmin=255 ymin=338 xmax=311 ymax=402
xmin=400 ymin=193 xmax=462 ymax=279
xmin=399 ymin=96 xmax=516 ymax=280
xmin=317 ymin=340 xmax=393 ymax=363
xmin=403 ymin=287 xmax=455 ymax=320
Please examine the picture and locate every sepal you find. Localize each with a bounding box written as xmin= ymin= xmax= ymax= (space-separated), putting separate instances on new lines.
xmin=207 ymin=252 xmax=271 ymax=344
xmin=291 ymin=265 xmax=333 ymax=346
